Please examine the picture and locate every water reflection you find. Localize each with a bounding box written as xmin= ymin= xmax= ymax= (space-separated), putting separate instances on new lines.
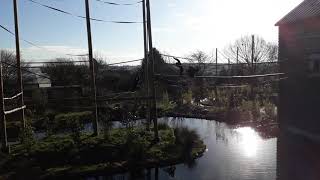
xmin=87 ymin=118 xmax=277 ymax=180
xmin=235 ymin=127 xmax=259 ymax=158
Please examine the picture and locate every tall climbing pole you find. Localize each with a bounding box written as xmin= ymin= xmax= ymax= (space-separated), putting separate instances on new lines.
xmin=0 ymin=62 xmax=8 ymax=153
xmin=142 ymin=0 xmax=151 ymax=130
xmin=146 ymin=0 xmax=159 ymax=140
xmin=13 ymin=0 xmax=25 ymax=128
xmin=85 ymin=0 xmax=99 ymax=135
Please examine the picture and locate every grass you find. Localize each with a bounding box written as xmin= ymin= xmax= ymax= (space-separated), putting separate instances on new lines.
xmin=2 ymin=127 xmax=206 ymax=179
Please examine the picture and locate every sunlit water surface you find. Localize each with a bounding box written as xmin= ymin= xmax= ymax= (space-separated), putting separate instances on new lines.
xmin=87 ymin=117 xmax=277 ymax=180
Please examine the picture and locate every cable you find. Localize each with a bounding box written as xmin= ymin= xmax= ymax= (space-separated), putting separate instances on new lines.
xmin=27 ymin=0 xmax=142 ymax=24
xmin=160 ymin=53 xmax=194 ymax=62
xmin=0 ymin=24 xmax=88 ymax=57
xmin=107 ymin=58 xmax=143 ymax=66
xmin=95 ymin=0 xmax=142 ymax=6
xmin=25 ymin=60 xmax=88 ymax=64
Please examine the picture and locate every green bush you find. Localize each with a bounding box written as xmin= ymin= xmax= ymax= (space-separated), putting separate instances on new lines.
xmin=19 ymin=120 xmax=35 ymax=151
xmin=157 ymin=91 xmax=176 ymax=115
xmin=182 ymin=89 xmax=193 ymax=105
xmin=174 ymin=127 xmax=200 ymax=154
xmin=52 ymin=111 xmax=92 ymax=142
xmin=124 ymin=129 xmax=149 ymax=160
xmin=157 ymin=123 xmax=170 ymax=130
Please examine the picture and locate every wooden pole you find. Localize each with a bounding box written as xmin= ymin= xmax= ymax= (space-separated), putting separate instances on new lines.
xmin=214 ymin=48 xmax=218 ymax=98
xmin=85 ymin=0 xmax=99 ymax=136
xmin=215 ymin=48 xmax=218 ymax=76
xmin=146 ymin=0 xmax=158 ymax=141
xmin=13 ymin=0 xmax=25 ymax=129
xmin=142 ymin=0 xmax=151 ymax=130
xmin=251 ymin=35 xmax=255 ymax=98
xmin=0 ymin=62 xmax=8 ymax=153
xmin=236 ymin=47 xmax=239 ymax=64
xmin=251 ymin=35 xmax=255 ymax=74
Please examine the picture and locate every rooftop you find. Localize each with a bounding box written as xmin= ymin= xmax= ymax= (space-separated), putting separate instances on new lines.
xmin=276 ymin=0 xmax=320 ymax=26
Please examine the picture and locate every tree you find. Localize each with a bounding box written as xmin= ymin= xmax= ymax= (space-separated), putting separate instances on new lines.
xmin=188 ymin=50 xmax=210 ymax=75
xmin=0 ymin=50 xmax=30 ymax=94
xmin=224 ymin=35 xmax=278 ymax=73
xmin=41 ymin=58 xmax=90 ymax=87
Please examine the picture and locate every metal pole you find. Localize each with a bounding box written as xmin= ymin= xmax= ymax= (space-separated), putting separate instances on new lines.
xmin=13 ymin=0 xmax=25 ymax=129
xmin=0 ymin=62 xmax=8 ymax=153
xmin=142 ymin=0 xmax=151 ymax=130
xmin=85 ymin=0 xmax=99 ymax=136
xmin=146 ymin=0 xmax=158 ymax=141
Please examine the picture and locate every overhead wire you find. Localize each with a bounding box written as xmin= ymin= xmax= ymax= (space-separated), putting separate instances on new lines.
xmin=95 ymin=0 xmax=142 ymax=6
xmin=106 ymin=58 xmax=143 ymax=66
xmin=0 ymin=24 xmax=88 ymax=57
xmin=27 ymin=0 xmax=142 ymax=24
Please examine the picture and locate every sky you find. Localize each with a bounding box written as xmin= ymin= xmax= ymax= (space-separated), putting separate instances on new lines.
xmin=0 ymin=0 xmax=303 ymax=64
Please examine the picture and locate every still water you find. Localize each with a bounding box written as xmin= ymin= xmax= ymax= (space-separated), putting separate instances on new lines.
xmin=88 ymin=117 xmax=277 ymax=180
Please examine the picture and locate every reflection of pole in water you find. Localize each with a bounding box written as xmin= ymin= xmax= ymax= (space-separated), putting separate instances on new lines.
xmin=146 ymin=168 xmax=151 ymax=180
xmin=155 ymin=167 xmax=159 ymax=180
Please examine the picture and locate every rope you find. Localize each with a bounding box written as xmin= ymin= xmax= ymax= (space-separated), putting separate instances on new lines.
xmin=4 ymin=106 xmax=26 ymax=115
xmin=4 ymin=92 xmax=23 ymax=100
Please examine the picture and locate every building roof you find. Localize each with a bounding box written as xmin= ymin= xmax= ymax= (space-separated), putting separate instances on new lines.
xmin=276 ymin=0 xmax=320 ymax=26
xmin=24 ymin=68 xmax=51 ymax=88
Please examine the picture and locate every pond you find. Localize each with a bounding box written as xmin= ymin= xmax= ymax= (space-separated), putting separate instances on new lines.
xmin=87 ymin=117 xmax=277 ymax=180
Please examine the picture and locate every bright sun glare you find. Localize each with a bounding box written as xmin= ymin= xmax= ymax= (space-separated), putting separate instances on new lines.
xmin=235 ymin=127 xmax=260 ymax=158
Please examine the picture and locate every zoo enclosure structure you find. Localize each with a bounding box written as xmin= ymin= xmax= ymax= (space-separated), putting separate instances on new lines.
xmin=0 ymin=0 xmax=158 ymax=152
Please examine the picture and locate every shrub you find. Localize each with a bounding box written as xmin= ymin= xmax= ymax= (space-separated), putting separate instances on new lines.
xmin=261 ymin=100 xmax=277 ymax=121
xmin=52 ymin=112 xmax=92 ymax=142
xmin=157 ymin=91 xmax=176 ymax=115
xmin=157 ymin=123 xmax=170 ymax=130
xmin=174 ymin=127 xmax=200 ymax=154
xmin=124 ymin=129 xmax=149 ymax=160
xmin=182 ymin=89 xmax=193 ymax=105
xmin=19 ymin=120 xmax=35 ymax=151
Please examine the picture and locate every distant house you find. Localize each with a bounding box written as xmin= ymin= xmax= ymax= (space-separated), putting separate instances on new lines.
xmin=24 ymin=68 xmax=51 ymax=90
xmin=276 ymin=0 xmax=320 ymax=139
